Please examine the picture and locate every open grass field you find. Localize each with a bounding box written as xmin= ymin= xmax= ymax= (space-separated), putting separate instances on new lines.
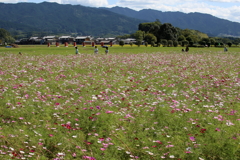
xmin=0 ymin=45 xmax=240 ymax=160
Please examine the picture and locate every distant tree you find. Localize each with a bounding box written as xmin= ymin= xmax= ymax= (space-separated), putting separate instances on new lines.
xmin=222 ymin=38 xmax=231 ymax=44
xmin=129 ymin=42 xmax=133 ymax=47
xmin=139 ymin=23 xmax=153 ymax=33
xmin=190 ymin=35 xmax=199 ymax=43
xmin=199 ymin=40 xmax=206 ymax=46
xmin=181 ymin=29 xmax=192 ymax=38
xmin=178 ymin=35 xmax=185 ymax=42
xmin=144 ymin=33 xmax=157 ymax=44
xmin=0 ymin=28 xmax=15 ymax=44
xmin=209 ymin=38 xmax=216 ymax=47
xmin=139 ymin=20 xmax=161 ymax=36
xmin=161 ymin=39 xmax=168 ymax=47
xmin=158 ymin=23 xmax=178 ymax=41
xmin=189 ymin=41 xmax=194 ymax=47
xmin=201 ymin=38 xmax=210 ymax=44
xmin=151 ymin=41 xmax=155 ymax=47
xmin=119 ymin=41 xmax=124 ymax=47
xmin=178 ymin=41 xmax=182 ymax=47
xmin=227 ymin=42 xmax=232 ymax=47
xmin=182 ymin=40 xmax=189 ymax=47
xmin=136 ymin=40 xmax=142 ymax=47
xmin=186 ymin=36 xmax=193 ymax=42
xmin=145 ymin=42 xmax=148 ymax=47
xmin=214 ymin=42 xmax=222 ymax=47
xmin=168 ymin=40 xmax=173 ymax=47
xmin=233 ymin=38 xmax=240 ymax=46
xmin=209 ymin=38 xmax=215 ymax=43
xmin=179 ymin=29 xmax=207 ymax=43
xmin=173 ymin=41 xmax=178 ymax=47
xmin=133 ymin=30 xmax=144 ymax=44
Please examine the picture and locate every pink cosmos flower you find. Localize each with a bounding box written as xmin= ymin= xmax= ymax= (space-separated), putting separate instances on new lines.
xmin=165 ymin=145 xmax=174 ymax=148
xmin=72 ymin=152 xmax=76 ymax=157
xmin=155 ymin=140 xmax=162 ymax=144
xmin=96 ymin=106 xmax=101 ymax=109
xmin=82 ymin=156 xmax=96 ymax=160
xmin=106 ymin=111 xmax=114 ymax=114
xmin=189 ymin=136 xmax=195 ymax=141
xmin=38 ymin=77 xmax=44 ymax=81
xmin=25 ymin=94 xmax=29 ymax=98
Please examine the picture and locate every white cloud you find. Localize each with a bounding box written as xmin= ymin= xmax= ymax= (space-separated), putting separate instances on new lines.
xmin=0 ymin=0 xmax=26 ymax=3
xmin=209 ymin=0 xmax=240 ymax=2
xmin=0 ymin=0 xmax=108 ymax=7
xmin=116 ymin=0 xmax=188 ymax=7
xmin=59 ymin=0 xmax=108 ymax=7
xmin=48 ymin=0 xmax=62 ymax=3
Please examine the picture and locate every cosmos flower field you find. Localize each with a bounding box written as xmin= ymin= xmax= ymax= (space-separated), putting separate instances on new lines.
xmin=0 ymin=51 xmax=239 ymax=160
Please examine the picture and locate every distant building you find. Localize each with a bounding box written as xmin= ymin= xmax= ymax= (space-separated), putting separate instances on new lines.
xmin=75 ymin=36 xmax=93 ymax=44
xmin=29 ymin=37 xmax=43 ymax=44
xmin=43 ymin=36 xmax=57 ymax=44
xmin=59 ymin=36 xmax=75 ymax=44
xmin=14 ymin=35 xmax=119 ymax=45
xmin=95 ymin=37 xmax=117 ymax=45
xmin=122 ymin=38 xmax=136 ymax=44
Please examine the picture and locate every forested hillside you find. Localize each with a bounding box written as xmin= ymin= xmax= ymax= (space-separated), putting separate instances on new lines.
xmin=0 ymin=2 xmax=144 ymax=37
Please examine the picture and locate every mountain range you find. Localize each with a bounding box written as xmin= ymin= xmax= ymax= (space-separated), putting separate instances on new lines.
xmin=0 ymin=2 xmax=143 ymax=37
xmin=0 ymin=2 xmax=240 ymax=37
xmin=102 ymin=6 xmax=240 ymax=37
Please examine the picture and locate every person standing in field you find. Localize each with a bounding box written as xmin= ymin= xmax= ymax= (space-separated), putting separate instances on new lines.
xmin=75 ymin=46 xmax=79 ymax=54
xmin=224 ymin=46 xmax=228 ymax=52
xmin=105 ymin=47 xmax=109 ymax=54
xmin=94 ymin=46 xmax=98 ymax=54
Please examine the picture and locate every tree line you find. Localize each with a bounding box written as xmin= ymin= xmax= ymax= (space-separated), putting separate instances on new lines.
xmin=117 ymin=20 xmax=240 ymax=47
xmin=1 ymin=22 xmax=240 ymax=47
xmin=0 ymin=28 xmax=15 ymax=44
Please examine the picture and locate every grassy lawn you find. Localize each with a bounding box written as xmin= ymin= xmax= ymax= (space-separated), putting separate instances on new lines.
xmin=1 ymin=44 xmax=239 ymax=55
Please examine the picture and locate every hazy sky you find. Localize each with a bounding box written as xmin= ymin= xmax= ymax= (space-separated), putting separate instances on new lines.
xmin=1 ymin=0 xmax=240 ymax=23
